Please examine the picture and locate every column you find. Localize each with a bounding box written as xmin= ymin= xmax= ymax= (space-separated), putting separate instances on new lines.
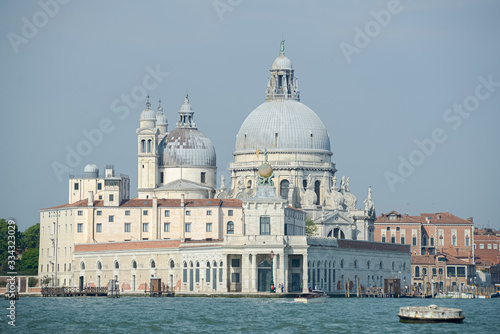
xmin=302 ymin=253 xmax=308 ymax=292
xmin=251 ymin=253 xmax=257 ymax=292
xmin=242 ymin=253 xmax=249 ymax=293
xmin=283 ymin=252 xmax=288 ymax=293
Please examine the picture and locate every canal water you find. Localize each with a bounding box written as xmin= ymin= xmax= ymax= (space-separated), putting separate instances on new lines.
xmin=2 ymin=296 xmax=498 ymax=333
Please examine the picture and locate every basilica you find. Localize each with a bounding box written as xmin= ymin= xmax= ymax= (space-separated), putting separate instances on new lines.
xmin=38 ymin=43 xmax=410 ymax=294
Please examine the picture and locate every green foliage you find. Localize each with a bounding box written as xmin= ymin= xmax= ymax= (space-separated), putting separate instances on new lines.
xmin=28 ymin=277 xmax=38 ymax=287
xmin=18 ymin=248 xmax=39 ymax=275
xmin=20 ymin=223 xmax=40 ymax=250
xmin=0 ymin=219 xmax=40 ymax=275
xmin=306 ymin=218 xmax=318 ymax=236
xmin=41 ymin=275 xmax=52 ymax=286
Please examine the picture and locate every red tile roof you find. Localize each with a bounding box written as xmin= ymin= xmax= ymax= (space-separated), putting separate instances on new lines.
xmin=42 ymin=197 xmax=243 ymax=210
xmin=411 ymin=254 xmax=471 ymax=266
xmin=337 ymin=240 xmax=410 ymax=253
xmin=375 ymin=211 xmax=473 ymax=225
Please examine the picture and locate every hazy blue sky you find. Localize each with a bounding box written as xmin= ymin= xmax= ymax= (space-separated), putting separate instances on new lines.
xmin=1 ymin=0 xmax=499 ymax=231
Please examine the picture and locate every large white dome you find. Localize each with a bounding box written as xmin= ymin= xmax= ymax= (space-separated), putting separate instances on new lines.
xmin=234 ymin=99 xmax=331 ymax=153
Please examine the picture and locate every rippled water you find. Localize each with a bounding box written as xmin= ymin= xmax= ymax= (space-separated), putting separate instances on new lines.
xmin=2 ymin=296 xmax=498 ymax=333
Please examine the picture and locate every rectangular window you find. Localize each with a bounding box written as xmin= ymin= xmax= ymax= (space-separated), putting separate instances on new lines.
xmin=452 ymin=236 xmax=457 ymax=246
xmin=109 ymin=216 xmax=114 ymax=222
xmin=183 ymin=269 xmax=187 ymax=283
xmin=206 ymin=210 xmax=212 ymax=216
xmin=160 ymin=172 xmax=164 ymax=184
xmin=109 ymin=194 xmax=114 ymax=202
xmin=457 ymin=267 xmax=466 ymax=277
xmin=124 ymin=223 xmax=131 ymax=233
xmin=487 ymin=244 xmax=492 ymax=249
xmin=412 ymin=237 xmax=417 ymax=246
xmin=432 ymin=268 xmax=437 ymax=276
xmin=165 ymin=210 xmax=170 ymax=217
xmin=185 ymin=223 xmax=191 ymax=233
xmin=99 ymin=195 xmax=102 ymax=200
xmin=386 ymin=226 xmax=390 ymax=231
xmin=219 ymin=268 xmax=223 ymax=282
xmin=228 ymin=210 xmax=233 ymax=216
xmin=401 ymin=237 xmax=405 ymax=244
xmin=206 ymin=269 xmax=210 ymax=282
xmin=164 ymin=223 xmax=170 ymax=232
xmin=465 ymin=238 xmax=470 ymax=246
xmin=96 ymin=223 xmax=102 ymax=233
xmin=74 ymin=183 xmax=79 ymax=190
xmin=196 ymin=269 xmax=200 ymax=282
xmin=186 ymin=210 xmax=191 ymax=216
xmin=77 ymin=210 xmax=83 ymax=216
xmin=97 ymin=183 xmax=102 ymax=190
xmin=447 ymin=267 xmax=456 ymax=277
xmin=96 ymin=211 xmax=102 ymax=216
xmin=292 ymin=259 xmax=300 ymax=268
xmin=231 ymin=259 xmax=240 ymax=267
xmin=143 ymin=210 xmax=148 ymax=216
xmin=381 ymin=236 xmax=386 ymax=243
xmin=201 ymin=172 xmax=206 ymax=184
xmin=77 ymin=224 xmax=83 ymax=233
xmin=479 ymin=244 xmax=484 ymax=249
xmin=125 ymin=210 xmax=130 ymax=216
xmin=494 ymin=244 xmax=498 ymax=249
xmin=396 ymin=227 xmax=400 ymax=231
xmin=430 ymin=237 xmax=434 ymax=246
xmin=260 ymin=216 xmax=270 ymax=235
xmin=391 ymin=236 xmax=396 ymax=244
xmin=231 ymin=273 xmax=240 ymax=283
xmin=143 ymin=223 xmax=149 ymax=232
xmin=206 ymin=223 xmax=212 ymax=232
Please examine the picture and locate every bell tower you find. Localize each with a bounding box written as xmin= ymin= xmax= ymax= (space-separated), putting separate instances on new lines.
xmin=136 ymin=96 xmax=159 ymax=199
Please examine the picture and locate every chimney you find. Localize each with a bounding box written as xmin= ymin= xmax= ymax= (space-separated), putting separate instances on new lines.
xmin=181 ymin=194 xmax=185 ymax=208
xmin=88 ymin=191 xmax=94 ymax=206
xmin=425 ymin=217 xmax=430 ymax=224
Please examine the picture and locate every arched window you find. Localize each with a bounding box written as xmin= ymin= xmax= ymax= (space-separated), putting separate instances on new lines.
xmin=354 ymin=260 xmax=358 ymax=269
xmin=189 ymin=261 xmax=193 ymax=268
xmin=169 ymin=260 xmax=175 ymax=269
xmin=438 ymin=268 xmax=443 ymax=275
xmin=314 ymin=180 xmax=321 ymax=205
xmin=415 ymin=266 xmax=420 ymax=278
xmin=219 ymin=261 xmax=223 ymax=267
xmin=213 ymin=261 xmax=217 ymax=267
xmin=114 ymin=261 xmax=119 ymax=269
xmin=80 ymin=262 xmax=85 ymax=270
xmin=379 ymin=261 xmax=383 ymax=269
xmin=97 ymin=261 xmax=102 ymax=270
xmin=366 ymin=261 xmax=370 ymax=269
xmin=141 ymin=139 xmax=146 ymax=153
xmin=183 ymin=262 xmax=187 ymax=268
xmin=303 ymin=179 xmax=307 ymax=189
xmin=227 ymin=221 xmax=234 ymax=234
xmin=452 ymin=235 xmax=457 ymax=246
xmin=280 ymin=180 xmax=289 ymax=200
xmin=392 ymin=262 xmax=395 ymax=271
xmin=340 ymin=260 xmax=344 ymax=269
xmin=151 ymin=260 xmax=156 ymax=268
xmin=333 ymin=228 xmax=345 ymax=239
xmin=132 ymin=260 xmax=137 ymax=269
xmin=147 ymin=139 xmax=152 ymax=153
xmin=403 ymin=262 xmax=406 ymax=271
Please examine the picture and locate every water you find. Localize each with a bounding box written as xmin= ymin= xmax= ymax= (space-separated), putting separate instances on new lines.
xmin=1 ymin=297 xmax=499 ymax=333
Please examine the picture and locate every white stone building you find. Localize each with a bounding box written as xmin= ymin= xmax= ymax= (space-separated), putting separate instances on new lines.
xmin=38 ymin=43 xmax=410 ymax=295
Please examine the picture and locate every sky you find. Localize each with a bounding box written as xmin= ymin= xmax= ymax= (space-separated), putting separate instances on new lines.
xmin=1 ymin=0 xmax=499 ymax=232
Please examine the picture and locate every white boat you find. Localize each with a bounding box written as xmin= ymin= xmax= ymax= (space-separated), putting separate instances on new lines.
xmin=398 ymin=305 xmax=465 ymax=323
xmin=294 ymin=290 xmax=327 ymax=303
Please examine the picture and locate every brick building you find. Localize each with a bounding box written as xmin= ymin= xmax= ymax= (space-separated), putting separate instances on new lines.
xmin=474 ymin=234 xmax=500 ymax=285
xmin=374 ymin=211 xmax=475 ymax=288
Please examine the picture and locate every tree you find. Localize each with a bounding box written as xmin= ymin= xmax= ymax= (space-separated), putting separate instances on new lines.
xmin=41 ymin=275 xmax=51 ymax=286
xmin=19 ymin=223 xmax=40 ymax=250
xmin=17 ymin=248 xmax=39 ymax=275
xmin=306 ymin=218 xmax=318 ymax=236
xmin=0 ymin=219 xmax=22 ymax=275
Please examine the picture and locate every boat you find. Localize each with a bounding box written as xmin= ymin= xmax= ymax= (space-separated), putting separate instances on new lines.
xmin=398 ymin=305 xmax=465 ymax=323
xmin=294 ymin=290 xmax=327 ymax=303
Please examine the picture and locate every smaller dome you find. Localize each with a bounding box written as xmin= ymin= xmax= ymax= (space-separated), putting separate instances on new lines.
xmin=272 ymin=54 xmax=293 ymax=70
xmin=84 ymin=163 xmax=99 ymax=173
xmin=140 ymin=101 xmax=155 ymax=120
xmin=83 ymin=163 xmax=99 ymax=178
xmin=156 ymin=105 xmax=168 ymax=125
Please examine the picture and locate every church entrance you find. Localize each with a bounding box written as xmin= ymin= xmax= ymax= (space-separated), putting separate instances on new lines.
xmin=291 ymin=273 xmax=301 ymax=292
xmin=258 ymin=261 xmax=272 ymax=292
